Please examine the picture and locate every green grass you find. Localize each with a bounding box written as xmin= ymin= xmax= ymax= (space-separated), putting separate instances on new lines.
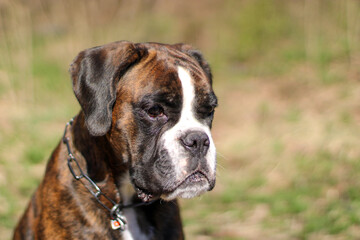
xmin=1 ymin=0 xmax=360 ymax=239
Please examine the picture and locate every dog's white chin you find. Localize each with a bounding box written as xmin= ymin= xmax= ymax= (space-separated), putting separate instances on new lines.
xmin=160 ymin=182 xmax=210 ymax=201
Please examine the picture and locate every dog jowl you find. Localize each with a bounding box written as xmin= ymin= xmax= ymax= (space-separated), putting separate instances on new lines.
xmin=14 ymin=41 xmax=217 ymax=240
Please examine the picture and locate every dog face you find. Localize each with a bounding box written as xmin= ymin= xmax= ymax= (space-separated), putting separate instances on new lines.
xmin=70 ymin=41 xmax=217 ymax=201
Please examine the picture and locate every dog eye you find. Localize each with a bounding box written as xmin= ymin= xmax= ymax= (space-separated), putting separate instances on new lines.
xmin=207 ymin=107 xmax=215 ymax=117
xmin=199 ymin=106 xmax=215 ymax=117
xmin=207 ymin=106 xmax=215 ymax=114
xmin=147 ymin=105 xmax=165 ymax=118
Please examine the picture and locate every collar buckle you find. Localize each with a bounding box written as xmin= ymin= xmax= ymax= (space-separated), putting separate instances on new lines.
xmin=110 ymin=204 xmax=127 ymax=230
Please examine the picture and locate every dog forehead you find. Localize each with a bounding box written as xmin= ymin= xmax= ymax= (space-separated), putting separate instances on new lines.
xmin=119 ymin=46 xmax=213 ymax=104
xmin=131 ymin=59 xmax=181 ymax=100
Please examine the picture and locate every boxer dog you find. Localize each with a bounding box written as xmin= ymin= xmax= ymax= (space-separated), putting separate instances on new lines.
xmin=13 ymin=41 xmax=217 ymax=240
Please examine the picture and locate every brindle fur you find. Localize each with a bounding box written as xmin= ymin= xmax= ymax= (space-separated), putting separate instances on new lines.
xmin=13 ymin=41 xmax=215 ymax=240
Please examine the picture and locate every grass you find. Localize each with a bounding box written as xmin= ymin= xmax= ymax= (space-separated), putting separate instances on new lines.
xmin=1 ymin=0 xmax=360 ymax=239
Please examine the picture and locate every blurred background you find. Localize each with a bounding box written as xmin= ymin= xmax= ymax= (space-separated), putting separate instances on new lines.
xmin=1 ymin=0 xmax=360 ymax=239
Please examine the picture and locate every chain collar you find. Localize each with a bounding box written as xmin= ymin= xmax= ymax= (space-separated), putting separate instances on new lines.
xmin=62 ymin=118 xmax=155 ymax=231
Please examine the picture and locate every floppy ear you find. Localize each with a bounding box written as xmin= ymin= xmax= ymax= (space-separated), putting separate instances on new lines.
xmin=69 ymin=41 xmax=146 ymax=136
xmin=172 ymin=44 xmax=213 ymax=84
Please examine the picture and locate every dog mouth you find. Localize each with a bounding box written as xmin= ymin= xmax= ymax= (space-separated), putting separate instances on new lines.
xmin=169 ymin=170 xmax=211 ymax=193
xmin=161 ymin=171 xmax=212 ymax=200
xmin=134 ymin=171 xmax=213 ymax=202
xmin=181 ymin=171 xmax=208 ymax=185
xmin=135 ymin=187 xmax=157 ymax=203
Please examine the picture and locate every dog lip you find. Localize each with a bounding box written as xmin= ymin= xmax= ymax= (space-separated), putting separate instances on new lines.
xmin=183 ymin=171 xmax=207 ymax=184
xmin=167 ymin=170 xmax=210 ymax=192
xmin=134 ymin=171 xmax=214 ymax=201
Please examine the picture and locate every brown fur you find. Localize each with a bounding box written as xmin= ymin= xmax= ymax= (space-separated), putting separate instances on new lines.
xmin=14 ymin=113 xmax=184 ymax=239
xmin=14 ymin=41 xmax=215 ymax=240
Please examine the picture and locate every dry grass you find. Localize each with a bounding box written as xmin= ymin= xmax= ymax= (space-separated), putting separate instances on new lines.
xmin=1 ymin=0 xmax=360 ymax=239
xmin=181 ymin=66 xmax=360 ymax=239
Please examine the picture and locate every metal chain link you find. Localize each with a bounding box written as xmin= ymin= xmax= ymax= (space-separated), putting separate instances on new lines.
xmin=62 ymin=118 xmax=127 ymax=230
xmin=61 ymin=118 xmax=157 ymax=231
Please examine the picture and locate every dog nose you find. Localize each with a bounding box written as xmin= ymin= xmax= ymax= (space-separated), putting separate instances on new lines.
xmin=180 ymin=131 xmax=210 ymax=156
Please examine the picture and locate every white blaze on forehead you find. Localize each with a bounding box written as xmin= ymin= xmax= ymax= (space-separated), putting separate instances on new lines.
xmin=161 ymin=66 xmax=216 ymax=177
xmin=177 ymin=66 xmax=194 ymax=121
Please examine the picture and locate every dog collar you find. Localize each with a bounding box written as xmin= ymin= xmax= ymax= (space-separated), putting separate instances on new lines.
xmin=62 ymin=118 xmax=156 ymax=231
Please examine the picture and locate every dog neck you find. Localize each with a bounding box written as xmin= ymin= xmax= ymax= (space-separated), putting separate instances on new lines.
xmin=63 ymin=115 xmax=157 ymax=233
xmin=71 ymin=112 xmax=128 ymax=187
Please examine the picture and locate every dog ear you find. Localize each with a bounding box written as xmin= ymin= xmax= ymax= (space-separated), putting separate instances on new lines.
xmin=70 ymin=41 xmax=146 ymax=136
xmin=172 ymin=44 xmax=213 ymax=84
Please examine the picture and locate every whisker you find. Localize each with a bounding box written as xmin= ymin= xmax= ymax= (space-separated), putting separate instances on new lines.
xmin=216 ymin=162 xmax=226 ymax=170
xmin=216 ymin=151 xmax=229 ymax=161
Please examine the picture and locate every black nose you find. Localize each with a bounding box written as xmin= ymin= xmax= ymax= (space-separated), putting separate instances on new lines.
xmin=180 ymin=131 xmax=210 ymax=156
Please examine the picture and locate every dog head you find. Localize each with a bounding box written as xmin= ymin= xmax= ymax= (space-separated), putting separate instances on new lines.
xmin=70 ymin=41 xmax=217 ymax=201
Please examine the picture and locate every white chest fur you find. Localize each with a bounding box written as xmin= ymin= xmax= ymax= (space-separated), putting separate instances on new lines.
xmin=119 ymin=174 xmax=152 ymax=240
xmin=121 ymin=208 xmax=150 ymax=240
